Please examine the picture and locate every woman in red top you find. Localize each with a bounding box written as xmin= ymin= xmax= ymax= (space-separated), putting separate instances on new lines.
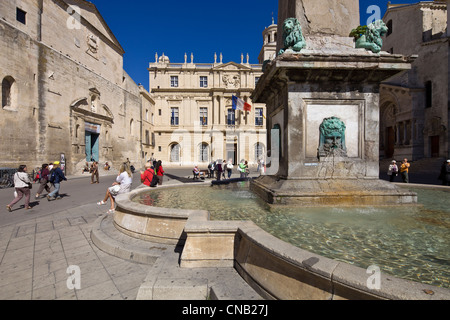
xmin=155 ymin=160 xmax=164 ymax=185
xmin=140 ymin=162 xmax=155 ymax=187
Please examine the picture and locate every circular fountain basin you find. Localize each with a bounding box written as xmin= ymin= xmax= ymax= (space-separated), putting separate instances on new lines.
xmin=132 ymin=182 xmax=450 ymax=290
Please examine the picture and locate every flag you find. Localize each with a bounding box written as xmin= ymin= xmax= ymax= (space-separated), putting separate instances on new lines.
xmin=232 ymin=95 xmax=251 ymax=112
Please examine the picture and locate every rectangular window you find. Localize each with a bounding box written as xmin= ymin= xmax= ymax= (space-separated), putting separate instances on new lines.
xmin=171 ymin=107 xmax=179 ymax=126
xmin=200 ymin=76 xmax=208 ymax=88
xmin=145 ymin=130 xmax=150 ymax=145
xmin=255 ymin=108 xmax=264 ymax=126
xmin=200 ymin=107 xmax=208 ymax=126
xmin=170 ymin=76 xmax=179 ymax=87
xmin=16 ymin=8 xmax=26 ymax=25
xmin=227 ymin=109 xmax=235 ymax=126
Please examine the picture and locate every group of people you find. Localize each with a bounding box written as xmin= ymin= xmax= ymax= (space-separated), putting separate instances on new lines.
xmin=197 ymin=159 xmax=250 ymax=181
xmin=140 ymin=160 xmax=165 ymax=187
xmin=388 ymin=158 xmax=450 ymax=185
xmin=387 ymin=158 xmax=411 ymax=183
xmin=82 ymin=161 xmax=111 ymax=184
xmin=6 ymin=161 xmax=67 ymax=212
xmin=6 ymin=158 xmax=157 ymax=215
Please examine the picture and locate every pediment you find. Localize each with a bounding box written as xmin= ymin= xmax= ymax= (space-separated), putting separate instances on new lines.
xmin=213 ymin=62 xmax=251 ymax=72
xmin=70 ymin=97 xmax=114 ymax=122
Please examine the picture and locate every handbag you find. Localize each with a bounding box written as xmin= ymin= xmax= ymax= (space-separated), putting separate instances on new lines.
xmin=108 ymin=184 xmax=121 ymax=196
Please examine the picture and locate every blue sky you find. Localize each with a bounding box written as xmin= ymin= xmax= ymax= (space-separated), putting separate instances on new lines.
xmin=91 ymin=0 xmax=419 ymax=90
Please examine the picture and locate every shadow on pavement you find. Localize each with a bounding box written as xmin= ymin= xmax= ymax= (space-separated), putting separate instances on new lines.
xmin=164 ymin=173 xmax=205 ymax=184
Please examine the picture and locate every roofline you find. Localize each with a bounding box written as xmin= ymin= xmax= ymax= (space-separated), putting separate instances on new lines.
xmin=383 ymin=1 xmax=447 ymax=19
xmin=61 ymin=0 xmax=125 ymax=55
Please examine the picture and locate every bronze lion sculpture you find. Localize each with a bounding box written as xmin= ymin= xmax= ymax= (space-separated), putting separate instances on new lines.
xmin=351 ymin=20 xmax=388 ymax=54
xmin=278 ymin=17 xmax=307 ymax=55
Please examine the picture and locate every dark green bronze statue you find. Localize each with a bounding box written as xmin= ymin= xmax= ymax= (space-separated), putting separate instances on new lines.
xmin=318 ymin=117 xmax=347 ymax=157
xmin=350 ymin=20 xmax=388 ymax=54
xmin=278 ymin=17 xmax=307 ymax=55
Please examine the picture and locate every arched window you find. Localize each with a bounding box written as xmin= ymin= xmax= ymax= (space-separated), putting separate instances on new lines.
xmin=130 ymin=119 xmax=134 ymax=136
xmin=386 ymin=20 xmax=393 ymax=36
xmin=2 ymin=76 xmax=16 ymax=109
xmin=198 ymin=143 xmax=209 ymax=163
xmin=170 ymin=143 xmax=180 ymax=162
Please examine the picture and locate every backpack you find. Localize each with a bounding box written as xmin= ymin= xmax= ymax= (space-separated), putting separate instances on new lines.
xmin=144 ymin=169 xmax=158 ymax=187
xmin=34 ymin=170 xmax=41 ymax=182
xmin=150 ymin=173 xmax=159 ymax=187
xmin=49 ymin=170 xmax=56 ymax=183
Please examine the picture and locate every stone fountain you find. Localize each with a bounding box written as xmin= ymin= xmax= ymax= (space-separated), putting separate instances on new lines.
xmin=251 ymin=0 xmax=417 ymax=206
xmin=91 ymin=0 xmax=450 ymax=301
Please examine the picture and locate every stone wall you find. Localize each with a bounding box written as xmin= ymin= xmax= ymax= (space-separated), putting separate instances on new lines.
xmin=381 ymin=3 xmax=449 ymax=159
xmin=0 ymin=0 xmax=146 ymax=173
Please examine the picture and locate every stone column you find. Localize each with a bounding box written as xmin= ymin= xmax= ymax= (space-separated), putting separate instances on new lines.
xmin=277 ymin=0 xmax=360 ymax=53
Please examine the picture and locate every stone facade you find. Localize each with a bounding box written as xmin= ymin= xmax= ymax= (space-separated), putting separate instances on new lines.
xmin=380 ymin=1 xmax=450 ymax=160
xmin=0 ymin=0 xmax=154 ymax=174
xmin=148 ymin=52 xmax=266 ymax=166
xmin=139 ymin=85 xmax=156 ymax=163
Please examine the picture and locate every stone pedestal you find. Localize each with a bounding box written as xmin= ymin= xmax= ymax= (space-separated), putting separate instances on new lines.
xmin=251 ymin=0 xmax=417 ymax=206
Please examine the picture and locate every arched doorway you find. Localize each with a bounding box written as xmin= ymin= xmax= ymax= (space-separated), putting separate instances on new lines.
xmin=170 ymin=143 xmax=181 ymax=163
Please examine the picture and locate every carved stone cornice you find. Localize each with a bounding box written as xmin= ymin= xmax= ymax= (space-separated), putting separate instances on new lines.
xmin=252 ymin=52 xmax=416 ymax=103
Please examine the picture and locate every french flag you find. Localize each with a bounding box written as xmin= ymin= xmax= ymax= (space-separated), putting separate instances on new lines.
xmin=232 ymin=95 xmax=251 ymax=112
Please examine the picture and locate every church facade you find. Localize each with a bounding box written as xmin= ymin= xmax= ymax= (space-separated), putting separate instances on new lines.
xmin=0 ymin=0 xmax=154 ymax=174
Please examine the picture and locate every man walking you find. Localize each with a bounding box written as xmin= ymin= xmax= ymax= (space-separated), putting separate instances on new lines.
xmin=47 ymin=161 xmax=67 ymax=200
xmin=91 ymin=161 xmax=99 ymax=184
